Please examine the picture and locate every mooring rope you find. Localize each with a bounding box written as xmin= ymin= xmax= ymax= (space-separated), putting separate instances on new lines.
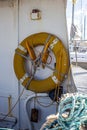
xmin=41 ymin=93 xmax=87 ymax=130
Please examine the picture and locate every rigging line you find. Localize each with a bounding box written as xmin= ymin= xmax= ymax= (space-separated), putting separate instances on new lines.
xmin=30 ymin=34 xmax=52 ymax=64
xmin=69 ymin=39 xmax=87 ymax=42
xmin=15 ymin=47 xmax=65 ymax=80
xmin=35 ymin=86 xmax=60 ymax=108
xmin=17 ymin=0 xmax=21 ymax=128
xmin=46 ymin=54 xmax=52 ymax=64
xmin=36 ymin=95 xmax=55 ymax=108
xmin=15 ymin=49 xmax=55 ymax=71
xmin=0 ymin=74 xmax=34 ymax=122
xmin=55 ymin=86 xmax=60 ymax=114
xmin=0 ymin=87 xmax=25 ymax=122
xmin=34 ymin=35 xmax=52 ymax=63
xmin=67 ymin=65 xmax=71 ymax=92
xmin=73 ymin=72 xmax=87 ymax=76
xmin=41 ymin=34 xmax=52 ymax=53
xmin=15 ymin=50 xmax=66 ymax=77
xmin=15 ymin=45 xmax=67 ymax=80
xmin=43 ymin=62 xmax=66 ymax=77
xmin=25 ymin=68 xmax=36 ymax=90
xmin=16 ymin=52 xmax=66 ymax=81
xmin=35 ymin=92 xmax=55 ymax=108
xmin=42 ymin=62 xmax=55 ymax=71
xmin=15 ymin=50 xmax=31 ymax=61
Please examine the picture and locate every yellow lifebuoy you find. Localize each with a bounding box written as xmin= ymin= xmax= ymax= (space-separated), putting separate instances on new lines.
xmin=13 ymin=32 xmax=69 ymax=93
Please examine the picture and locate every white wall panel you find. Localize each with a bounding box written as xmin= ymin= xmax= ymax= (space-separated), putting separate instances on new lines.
xmin=0 ymin=0 xmax=68 ymax=129
xmin=19 ymin=0 xmax=68 ymax=48
xmin=0 ymin=1 xmax=19 ymax=129
xmin=0 ymin=0 xmax=18 ymax=97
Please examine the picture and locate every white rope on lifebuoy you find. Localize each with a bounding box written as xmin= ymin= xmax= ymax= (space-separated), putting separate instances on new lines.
xmin=13 ymin=32 xmax=69 ymax=93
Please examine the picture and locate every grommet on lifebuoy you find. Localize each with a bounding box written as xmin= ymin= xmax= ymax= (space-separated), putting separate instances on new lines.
xmin=13 ymin=32 xmax=69 ymax=93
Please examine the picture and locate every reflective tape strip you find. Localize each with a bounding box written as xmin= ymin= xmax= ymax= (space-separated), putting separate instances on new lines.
xmin=20 ymin=73 xmax=29 ymax=84
xmin=51 ymin=75 xmax=59 ymax=84
xmin=50 ymin=38 xmax=59 ymax=49
xmin=18 ymin=45 xmax=27 ymax=53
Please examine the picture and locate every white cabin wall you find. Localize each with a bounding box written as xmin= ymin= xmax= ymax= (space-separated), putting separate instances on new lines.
xmin=0 ymin=0 xmax=19 ymax=129
xmin=18 ymin=0 xmax=69 ymax=98
xmin=18 ymin=0 xmax=69 ymax=129
xmin=0 ymin=0 xmax=69 ymax=129
xmin=0 ymin=0 xmax=18 ymax=97
xmin=19 ymin=0 xmax=68 ymax=48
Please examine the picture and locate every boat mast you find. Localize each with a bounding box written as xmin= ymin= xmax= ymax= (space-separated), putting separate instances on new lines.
xmin=70 ymin=0 xmax=76 ymax=41
xmin=72 ymin=0 xmax=75 ymax=25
